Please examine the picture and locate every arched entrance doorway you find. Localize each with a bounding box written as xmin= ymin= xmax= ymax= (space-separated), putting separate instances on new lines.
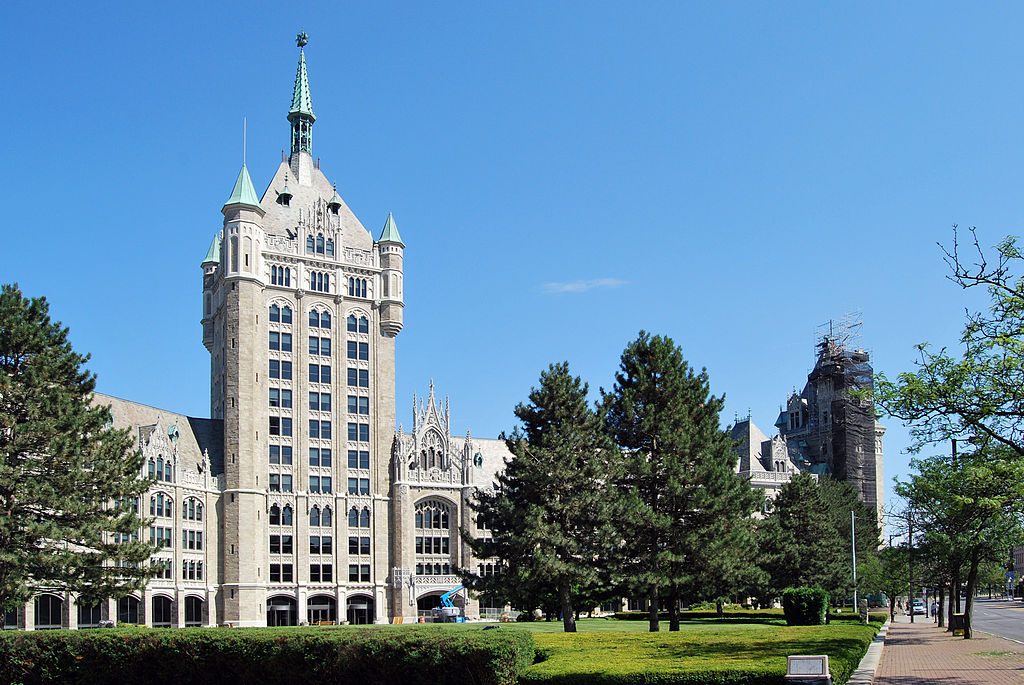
xmin=34 ymin=594 xmax=63 ymax=630
xmin=117 ymin=596 xmax=141 ymax=625
xmin=151 ymin=595 xmax=173 ymax=628
xmin=307 ymin=595 xmax=337 ymax=624
xmin=417 ymin=592 xmax=444 ymax=621
xmin=184 ymin=596 xmax=204 ymax=627
xmin=267 ymin=595 xmax=297 ymax=626
xmin=346 ymin=595 xmax=374 ymax=625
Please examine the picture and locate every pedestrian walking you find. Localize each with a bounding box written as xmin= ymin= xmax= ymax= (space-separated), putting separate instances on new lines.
xmin=930 ymin=600 xmax=938 ymax=622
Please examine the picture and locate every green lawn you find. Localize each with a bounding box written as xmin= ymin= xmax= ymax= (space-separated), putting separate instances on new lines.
xmin=479 ymin=617 xmax=880 ymax=685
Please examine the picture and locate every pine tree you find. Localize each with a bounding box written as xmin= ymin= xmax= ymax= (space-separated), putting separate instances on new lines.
xmin=603 ymin=331 xmax=760 ymax=631
xmin=0 ymin=284 xmax=153 ymax=611
xmin=758 ymin=472 xmax=848 ymax=598
xmin=463 ymin=362 xmax=620 ymax=632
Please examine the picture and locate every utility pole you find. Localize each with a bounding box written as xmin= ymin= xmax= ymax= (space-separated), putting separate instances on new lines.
xmin=851 ymin=510 xmax=858 ymax=612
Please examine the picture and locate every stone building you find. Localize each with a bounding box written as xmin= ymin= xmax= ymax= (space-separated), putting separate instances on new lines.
xmin=734 ymin=333 xmax=884 ymax=521
xmin=2 ymin=37 xmax=512 ymax=631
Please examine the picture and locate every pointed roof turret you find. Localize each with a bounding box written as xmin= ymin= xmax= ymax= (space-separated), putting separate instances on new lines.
xmin=202 ymin=235 xmax=221 ymax=265
xmin=288 ymin=32 xmax=316 ymax=155
xmin=223 ymin=164 xmax=262 ymax=210
xmin=378 ymin=212 xmax=405 ymax=247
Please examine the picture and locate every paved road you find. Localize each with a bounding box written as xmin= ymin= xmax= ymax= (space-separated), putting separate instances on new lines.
xmin=971 ymin=597 xmax=1024 ymax=643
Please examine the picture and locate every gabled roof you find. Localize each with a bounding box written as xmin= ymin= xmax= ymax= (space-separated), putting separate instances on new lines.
xmin=378 ymin=212 xmax=405 ymax=247
xmin=289 ymin=49 xmax=315 ymax=120
xmin=223 ymin=164 xmax=261 ymax=209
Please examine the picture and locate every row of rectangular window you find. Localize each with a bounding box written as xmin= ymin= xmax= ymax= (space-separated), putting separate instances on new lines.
xmin=272 ymin=390 xmax=338 ymax=411
xmin=270 ymin=445 xmax=293 ymax=464
xmin=151 ymin=526 xmax=173 ymax=548
xmin=348 ymin=478 xmax=371 ymax=495
xmin=309 ymin=535 xmax=333 ymax=554
xmin=347 ymin=396 xmax=369 ymax=415
xmin=184 ymin=560 xmax=204 ymax=580
xmin=273 ymin=418 xmax=366 ymax=440
xmin=309 ymin=476 xmax=332 ymax=493
xmin=416 ymin=563 xmax=452 ymax=576
xmin=269 ymin=534 xmax=293 ymax=554
xmin=309 ymin=364 xmax=331 ymax=384
xmin=269 ymin=474 xmax=372 ymax=494
xmin=269 ymin=361 xmax=368 ymax=391
xmin=348 ymin=450 xmax=370 ymax=469
xmin=309 ymin=447 xmax=331 ymax=467
xmin=350 ymin=564 xmax=371 ymax=582
xmin=269 ymin=332 xmax=292 ymax=351
xmin=347 ymin=342 xmax=369 ymax=360
xmin=415 ymin=536 xmax=451 ymax=555
xmin=349 ymin=536 xmax=371 ymax=555
xmin=309 ymin=336 xmax=331 ymax=355
xmin=182 ymin=530 xmax=203 ymax=550
xmin=268 ymin=562 xmax=343 ymax=583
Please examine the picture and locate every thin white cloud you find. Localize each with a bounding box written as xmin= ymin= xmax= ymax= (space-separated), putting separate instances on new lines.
xmin=543 ymin=278 xmax=627 ymax=294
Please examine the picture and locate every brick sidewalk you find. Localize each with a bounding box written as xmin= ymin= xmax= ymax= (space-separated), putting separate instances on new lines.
xmin=874 ymin=615 xmax=1024 ymax=684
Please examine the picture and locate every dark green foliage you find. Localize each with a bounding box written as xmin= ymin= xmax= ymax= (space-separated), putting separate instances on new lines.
xmin=612 ymin=609 xmax=783 ymax=621
xmin=818 ymin=477 xmax=882 ymax=602
xmin=781 ymin=587 xmax=829 ymax=626
xmin=758 ymin=473 xmax=849 ymax=599
xmin=463 ymin=362 xmax=621 ymax=632
xmin=0 ymin=284 xmax=153 ymax=611
xmin=603 ymin=332 xmax=761 ymax=631
xmin=0 ymin=625 xmax=535 ymax=685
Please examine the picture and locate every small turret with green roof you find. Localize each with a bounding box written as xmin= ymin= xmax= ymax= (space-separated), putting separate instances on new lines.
xmin=223 ymin=164 xmax=262 ymax=211
xmin=202 ymin=235 xmax=221 ymax=266
xmin=378 ymin=212 xmax=405 ymax=247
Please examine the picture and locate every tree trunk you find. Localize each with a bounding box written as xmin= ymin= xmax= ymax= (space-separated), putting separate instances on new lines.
xmin=716 ymin=598 xmax=725 ymax=618
xmin=668 ymin=587 xmax=680 ymax=632
xmin=955 ymin=579 xmax=962 ymax=613
xmin=963 ymin=547 xmax=981 ymax=640
xmin=937 ymin=587 xmax=945 ymax=628
xmin=946 ymin=581 xmax=955 ymax=631
xmin=559 ymin=579 xmax=576 ymax=633
xmin=648 ymin=588 xmax=660 ymax=632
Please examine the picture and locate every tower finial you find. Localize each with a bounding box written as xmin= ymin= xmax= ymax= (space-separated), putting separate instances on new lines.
xmin=296 ymin=31 xmax=308 ymax=48
xmin=288 ymin=34 xmax=315 ymax=156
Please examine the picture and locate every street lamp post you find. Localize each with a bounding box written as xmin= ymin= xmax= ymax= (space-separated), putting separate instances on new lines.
xmin=851 ymin=510 xmax=858 ymax=613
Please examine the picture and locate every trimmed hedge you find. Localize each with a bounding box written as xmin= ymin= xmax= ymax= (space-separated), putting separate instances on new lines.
xmin=0 ymin=625 xmax=535 ymax=685
xmin=613 ymin=609 xmax=784 ymax=621
xmin=782 ymin=587 xmax=829 ymax=626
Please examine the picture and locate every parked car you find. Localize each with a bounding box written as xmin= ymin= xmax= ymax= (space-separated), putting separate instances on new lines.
xmin=911 ymin=599 xmax=927 ymax=615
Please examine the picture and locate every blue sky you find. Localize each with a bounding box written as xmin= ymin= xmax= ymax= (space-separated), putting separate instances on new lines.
xmin=2 ymin=2 xmax=1019 ymax=514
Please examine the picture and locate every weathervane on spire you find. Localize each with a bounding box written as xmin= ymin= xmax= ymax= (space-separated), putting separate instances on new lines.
xmin=296 ymin=31 xmax=309 ymax=48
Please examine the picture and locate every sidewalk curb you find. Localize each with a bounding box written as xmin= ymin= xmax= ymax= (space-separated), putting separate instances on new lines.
xmin=845 ymin=617 xmax=889 ymax=685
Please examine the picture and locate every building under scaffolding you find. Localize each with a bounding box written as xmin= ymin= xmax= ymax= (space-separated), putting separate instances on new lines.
xmin=734 ymin=322 xmax=885 ymax=522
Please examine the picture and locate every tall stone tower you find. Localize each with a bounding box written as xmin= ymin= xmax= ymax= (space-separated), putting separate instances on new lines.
xmin=201 ymin=34 xmax=405 ymax=626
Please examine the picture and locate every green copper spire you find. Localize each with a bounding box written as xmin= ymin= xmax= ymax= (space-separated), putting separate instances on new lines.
xmin=223 ymin=164 xmax=261 ymax=209
xmin=202 ymin=235 xmax=221 ymax=265
xmin=288 ymin=32 xmax=315 ymax=155
xmin=378 ymin=212 xmax=405 ymax=247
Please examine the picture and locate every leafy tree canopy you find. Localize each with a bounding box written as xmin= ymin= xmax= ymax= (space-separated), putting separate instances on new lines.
xmin=875 ymin=228 xmax=1024 ymax=456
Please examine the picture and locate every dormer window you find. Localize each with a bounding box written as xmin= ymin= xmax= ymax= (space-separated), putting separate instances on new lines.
xmin=306 ymin=236 xmax=315 ymax=254
xmin=316 ymin=234 xmax=325 ymax=254
xmin=326 ymin=239 xmax=334 ymax=257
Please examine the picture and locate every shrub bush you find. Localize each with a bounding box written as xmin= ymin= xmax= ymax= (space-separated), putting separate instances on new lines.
xmin=613 ymin=609 xmax=783 ymax=621
xmin=0 ymin=625 xmax=535 ymax=685
xmin=782 ymin=587 xmax=829 ymax=626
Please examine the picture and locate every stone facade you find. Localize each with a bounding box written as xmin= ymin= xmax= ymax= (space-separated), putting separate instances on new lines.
xmin=2 ymin=42 xmax=513 ymax=631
